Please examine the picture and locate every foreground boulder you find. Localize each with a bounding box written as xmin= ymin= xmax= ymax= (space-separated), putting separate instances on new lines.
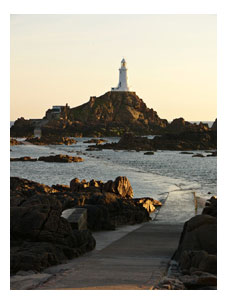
xmin=173 ymin=213 xmax=217 ymax=262
xmin=11 ymin=176 xmax=158 ymax=233
xmin=11 ymin=194 xmax=96 ymax=274
xmin=70 ymin=176 xmax=133 ymax=198
xmin=172 ymin=196 xmax=217 ymax=289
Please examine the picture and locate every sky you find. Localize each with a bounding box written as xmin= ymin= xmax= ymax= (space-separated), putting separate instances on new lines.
xmin=10 ymin=14 xmax=217 ymax=121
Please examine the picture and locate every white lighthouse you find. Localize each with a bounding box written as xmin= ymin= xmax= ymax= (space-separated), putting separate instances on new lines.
xmin=111 ymin=58 xmax=130 ymax=91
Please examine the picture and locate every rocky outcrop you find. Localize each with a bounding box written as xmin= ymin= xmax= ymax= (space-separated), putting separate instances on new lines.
xmin=211 ymin=119 xmax=217 ymax=131
xmin=99 ymin=130 xmax=217 ymax=151
xmin=174 ymin=213 xmax=217 ymax=261
xmin=25 ymin=136 xmax=77 ymax=145
xmin=10 ymin=155 xmax=83 ymax=163
xmin=10 ymin=93 xmax=216 ymax=138
xmin=70 ymin=176 xmax=133 ymax=198
xmin=10 ymin=138 xmax=23 ymax=146
xmin=180 ymin=151 xmax=193 ymax=155
xmin=132 ymin=197 xmax=162 ymax=213
xmin=11 ymin=176 xmax=158 ymax=233
xmin=166 ymin=118 xmax=209 ymax=134
xmin=151 ymin=130 xmax=217 ymax=151
xmin=11 ymin=156 xmax=37 ymax=162
xmin=172 ymin=196 xmax=217 ymax=289
xmin=10 ymin=175 xmax=161 ymax=274
xmin=11 ymin=193 xmax=96 ymax=274
xmin=68 ymin=91 xmax=168 ymax=136
xmin=10 ymin=117 xmax=36 ymax=137
xmin=97 ymin=133 xmax=155 ymax=151
xmin=202 ymin=196 xmax=217 ymax=217
xmin=83 ymin=138 xmax=107 ymax=144
xmin=38 ymin=155 xmax=84 ymax=163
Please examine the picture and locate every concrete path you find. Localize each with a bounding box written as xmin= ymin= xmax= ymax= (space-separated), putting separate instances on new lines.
xmin=35 ymin=222 xmax=183 ymax=290
xmin=11 ymin=190 xmax=197 ymax=290
xmin=155 ymin=190 xmax=198 ymax=224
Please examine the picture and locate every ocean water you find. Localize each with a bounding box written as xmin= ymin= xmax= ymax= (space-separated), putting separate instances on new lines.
xmin=10 ymin=137 xmax=216 ymax=199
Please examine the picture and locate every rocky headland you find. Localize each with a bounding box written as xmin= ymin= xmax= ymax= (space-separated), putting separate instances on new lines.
xmin=11 ymin=91 xmax=215 ymax=138
xmin=11 ymin=176 xmax=161 ymax=274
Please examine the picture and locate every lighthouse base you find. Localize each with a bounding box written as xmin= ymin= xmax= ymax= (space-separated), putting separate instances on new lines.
xmin=111 ymin=87 xmax=130 ymax=92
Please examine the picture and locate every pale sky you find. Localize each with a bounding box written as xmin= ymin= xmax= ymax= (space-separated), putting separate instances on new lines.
xmin=10 ymin=14 xmax=217 ymax=121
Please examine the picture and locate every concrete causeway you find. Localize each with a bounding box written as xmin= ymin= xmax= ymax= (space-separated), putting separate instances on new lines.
xmin=11 ymin=190 xmax=197 ymax=290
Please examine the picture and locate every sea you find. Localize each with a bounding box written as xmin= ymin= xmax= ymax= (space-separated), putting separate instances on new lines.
xmin=10 ymin=121 xmax=217 ymax=223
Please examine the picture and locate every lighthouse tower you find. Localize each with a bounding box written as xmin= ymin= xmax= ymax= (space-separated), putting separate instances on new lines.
xmin=111 ymin=58 xmax=130 ymax=91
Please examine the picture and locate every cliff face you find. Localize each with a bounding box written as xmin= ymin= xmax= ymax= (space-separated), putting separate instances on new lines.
xmin=69 ymin=91 xmax=168 ymax=133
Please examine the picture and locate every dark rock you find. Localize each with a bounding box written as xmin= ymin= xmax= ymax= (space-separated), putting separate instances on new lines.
xmin=51 ymin=184 xmax=71 ymax=192
xmin=167 ymin=118 xmax=209 ymax=134
xmin=10 ymin=156 xmax=37 ymax=162
xmin=152 ymin=130 xmax=216 ymax=151
xmin=202 ymin=196 xmax=217 ymax=217
xmin=211 ymin=118 xmax=217 ymax=131
xmin=70 ymin=176 xmax=133 ymax=198
xmin=68 ymin=91 xmax=168 ymax=136
xmin=133 ymin=197 xmax=162 ymax=213
xmin=144 ymin=151 xmax=154 ymax=155
xmin=173 ymin=214 xmax=217 ymax=261
xmin=100 ymin=130 xmax=216 ymax=151
xmin=100 ymin=133 xmax=156 ymax=151
xmin=38 ymin=154 xmax=84 ymax=163
xmin=10 ymin=193 xmax=96 ymax=274
xmin=179 ymin=250 xmax=217 ymax=275
xmin=180 ymin=151 xmax=194 ymax=154
xmin=10 ymin=138 xmax=23 ymax=146
xmin=83 ymin=138 xmax=107 ymax=144
xmin=173 ymin=196 xmax=217 ymax=283
xmin=103 ymin=176 xmax=134 ymax=198
xmin=26 ymin=136 xmax=77 ymax=146
xmin=11 ymin=176 xmax=152 ymax=236
xmin=179 ymin=273 xmax=217 ymax=289
xmin=10 ymin=117 xmax=35 ymax=137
